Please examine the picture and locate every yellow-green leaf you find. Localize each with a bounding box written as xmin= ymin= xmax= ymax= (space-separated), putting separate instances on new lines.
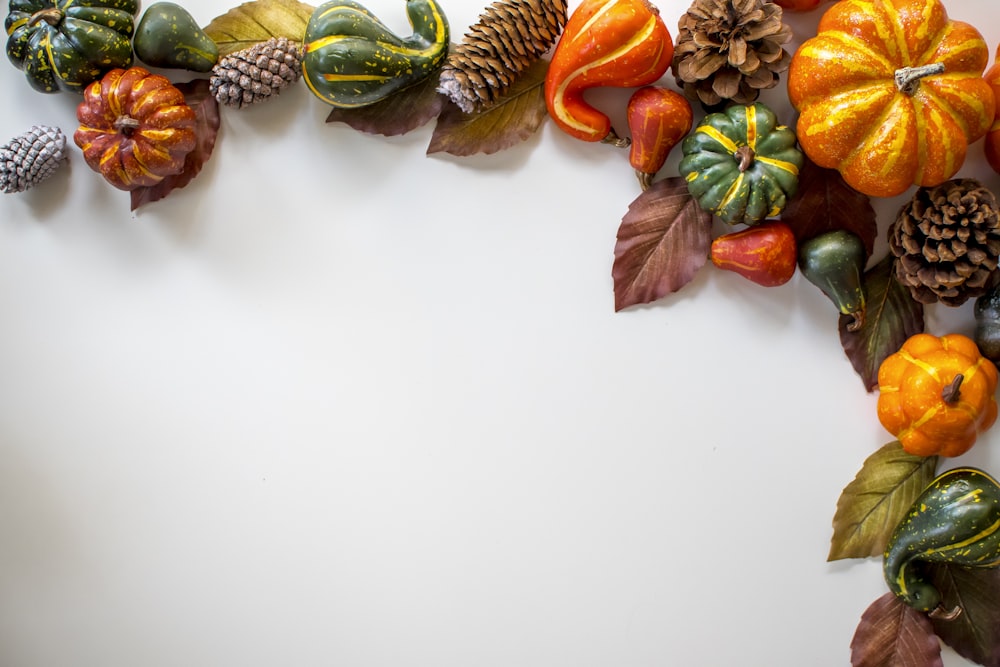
xmin=204 ymin=0 xmax=315 ymax=57
xmin=829 ymin=441 xmax=938 ymax=561
xmin=426 ymin=60 xmax=549 ymax=157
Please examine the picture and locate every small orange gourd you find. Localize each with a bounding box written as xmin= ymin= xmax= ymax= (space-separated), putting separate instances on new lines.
xmin=877 ymin=333 xmax=999 ymax=457
xmin=786 ymin=0 xmax=995 ymax=198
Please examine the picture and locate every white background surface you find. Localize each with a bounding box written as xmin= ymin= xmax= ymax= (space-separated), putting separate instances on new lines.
xmin=1 ymin=0 xmax=999 ymax=665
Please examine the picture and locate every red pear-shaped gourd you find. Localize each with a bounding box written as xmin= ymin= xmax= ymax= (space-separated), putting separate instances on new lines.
xmin=626 ymin=86 xmax=692 ymax=190
xmin=710 ymin=221 xmax=797 ymax=287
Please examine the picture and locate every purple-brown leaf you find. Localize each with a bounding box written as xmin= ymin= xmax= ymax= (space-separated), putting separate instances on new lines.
xmin=782 ymin=158 xmax=878 ymax=258
xmin=130 ymin=79 xmax=221 ymax=211
xmin=326 ymin=73 xmax=445 ymax=136
xmin=426 ymin=60 xmax=549 ymax=157
xmin=612 ymin=177 xmax=713 ymax=311
xmin=850 ymin=592 xmax=943 ymax=667
xmin=840 ymin=254 xmax=925 ymax=392
xmin=927 ymin=564 xmax=1000 ymax=667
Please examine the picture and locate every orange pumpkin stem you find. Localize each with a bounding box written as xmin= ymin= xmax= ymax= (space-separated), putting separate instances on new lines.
xmin=942 ymin=373 xmax=965 ymax=404
xmin=735 ymin=145 xmax=755 ymax=172
xmin=113 ymin=116 xmax=141 ymax=137
xmin=894 ymin=63 xmax=946 ymax=95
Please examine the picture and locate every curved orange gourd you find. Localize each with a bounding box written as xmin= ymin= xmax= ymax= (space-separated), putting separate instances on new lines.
xmin=544 ymin=0 xmax=673 ymax=143
xmin=786 ymin=0 xmax=995 ymax=198
xmin=877 ymin=333 xmax=999 ymax=457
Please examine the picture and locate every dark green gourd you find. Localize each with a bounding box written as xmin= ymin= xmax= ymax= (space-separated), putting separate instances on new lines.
xmin=5 ymin=0 xmax=139 ymax=93
xmin=798 ymin=230 xmax=868 ymax=331
xmin=678 ymin=102 xmax=804 ymax=226
xmin=884 ymin=467 xmax=1000 ymax=612
xmin=133 ymin=2 xmax=219 ymax=73
xmin=301 ymin=0 xmax=449 ymax=108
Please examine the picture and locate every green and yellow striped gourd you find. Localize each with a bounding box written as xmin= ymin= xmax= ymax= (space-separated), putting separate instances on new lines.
xmin=884 ymin=467 xmax=1000 ymax=612
xmin=301 ymin=0 xmax=448 ymax=108
xmin=678 ymin=102 xmax=803 ymax=226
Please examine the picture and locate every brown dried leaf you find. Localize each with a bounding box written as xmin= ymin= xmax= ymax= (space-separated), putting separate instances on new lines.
xmin=927 ymin=564 xmax=1000 ymax=667
xmin=426 ymin=60 xmax=548 ymax=157
xmin=612 ymin=177 xmax=713 ymax=311
xmin=850 ymin=593 xmax=943 ymax=667
xmin=840 ymin=254 xmax=925 ymax=392
xmin=131 ymin=79 xmax=221 ymax=211
xmin=326 ymin=74 xmax=445 ymax=136
xmin=829 ymin=441 xmax=938 ymax=561
xmin=781 ymin=158 xmax=878 ymax=258
xmin=204 ymin=0 xmax=314 ymax=57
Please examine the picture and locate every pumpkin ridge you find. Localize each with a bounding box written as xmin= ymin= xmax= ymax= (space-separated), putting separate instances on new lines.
xmin=844 ymin=95 xmax=915 ymax=182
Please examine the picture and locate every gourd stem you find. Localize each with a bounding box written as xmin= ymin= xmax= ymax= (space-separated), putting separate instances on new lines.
xmin=27 ymin=8 xmax=63 ymax=28
xmin=928 ymin=604 xmax=962 ymax=621
xmin=942 ymin=374 xmax=965 ymax=404
xmin=114 ymin=116 xmax=141 ymax=136
xmin=602 ymin=129 xmax=631 ymax=149
xmin=735 ymin=145 xmax=755 ymax=172
xmin=846 ymin=310 xmax=865 ymax=332
xmin=895 ymin=63 xmax=946 ymax=96
xmin=636 ymin=170 xmax=654 ymax=191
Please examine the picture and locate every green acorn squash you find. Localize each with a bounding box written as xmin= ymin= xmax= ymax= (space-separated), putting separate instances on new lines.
xmin=884 ymin=467 xmax=1000 ymax=612
xmin=5 ymin=0 xmax=138 ymax=94
xmin=679 ymin=102 xmax=804 ymax=226
xmin=301 ymin=0 xmax=449 ymax=108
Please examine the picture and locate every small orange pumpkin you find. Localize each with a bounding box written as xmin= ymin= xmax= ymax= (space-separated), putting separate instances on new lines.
xmin=877 ymin=333 xmax=999 ymax=457
xmin=786 ymin=0 xmax=995 ymax=198
xmin=74 ymin=67 xmax=197 ymax=191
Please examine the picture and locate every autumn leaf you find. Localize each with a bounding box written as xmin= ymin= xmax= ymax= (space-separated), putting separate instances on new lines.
xmin=426 ymin=61 xmax=549 ymax=157
xmin=326 ymin=74 xmax=445 ymax=136
xmin=927 ymin=564 xmax=1000 ymax=667
xmin=131 ymin=80 xmax=221 ymax=211
xmin=612 ymin=177 xmax=713 ymax=311
xmin=203 ymin=0 xmax=314 ymax=57
xmin=781 ymin=158 xmax=878 ymax=258
xmin=829 ymin=441 xmax=938 ymax=561
xmin=850 ymin=593 xmax=943 ymax=667
xmin=840 ymin=254 xmax=925 ymax=392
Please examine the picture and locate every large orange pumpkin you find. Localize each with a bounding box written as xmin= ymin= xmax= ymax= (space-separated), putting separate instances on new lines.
xmin=877 ymin=333 xmax=999 ymax=457
xmin=786 ymin=0 xmax=995 ymax=198
xmin=74 ymin=67 xmax=197 ymax=191
xmin=984 ymin=45 xmax=1000 ymax=175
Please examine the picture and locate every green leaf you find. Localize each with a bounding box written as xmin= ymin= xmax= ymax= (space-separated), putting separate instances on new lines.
xmin=130 ymin=79 xmax=221 ymax=211
xmin=850 ymin=593 xmax=943 ymax=667
xmin=426 ymin=60 xmax=549 ymax=157
xmin=326 ymin=73 xmax=445 ymax=137
xmin=781 ymin=158 xmax=878 ymax=258
xmin=829 ymin=441 xmax=938 ymax=561
xmin=840 ymin=254 xmax=925 ymax=392
xmin=927 ymin=564 xmax=1000 ymax=667
xmin=203 ymin=0 xmax=315 ymax=57
xmin=612 ymin=177 xmax=713 ymax=311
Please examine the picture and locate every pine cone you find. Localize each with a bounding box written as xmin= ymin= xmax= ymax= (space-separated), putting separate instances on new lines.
xmin=0 ymin=125 xmax=67 ymax=194
xmin=438 ymin=0 xmax=568 ymax=113
xmin=671 ymin=0 xmax=792 ymax=109
xmin=889 ymin=178 xmax=1000 ymax=307
xmin=209 ymin=37 xmax=303 ymax=109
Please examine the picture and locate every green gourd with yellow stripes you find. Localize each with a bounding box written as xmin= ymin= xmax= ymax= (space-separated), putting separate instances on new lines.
xmin=679 ymin=102 xmax=804 ymax=226
xmin=883 ymin=467 xmax=1000 ymax=612
xmin=301 ymin=0 xmax=449 ymax=108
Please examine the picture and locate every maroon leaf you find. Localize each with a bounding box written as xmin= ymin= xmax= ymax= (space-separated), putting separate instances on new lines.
xmin=840 ymin=254 xmax=925 ymax=392
xmin=326 ymin=73 xmax=445 ymax=136
xmin=130 ymin=79 xmax=221 ymax=211
xmin=782 ymin=158 xmax=878 ymax=258
xmin=426 ymin=60 xmax=549 ymax=157
xmin=612 ymin=177 xmax=713 ymax=311
xmin=850 ymin=593 xmax=943 ymax=667
xmin=927 ymin=564 xmax=1000 ymax=667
